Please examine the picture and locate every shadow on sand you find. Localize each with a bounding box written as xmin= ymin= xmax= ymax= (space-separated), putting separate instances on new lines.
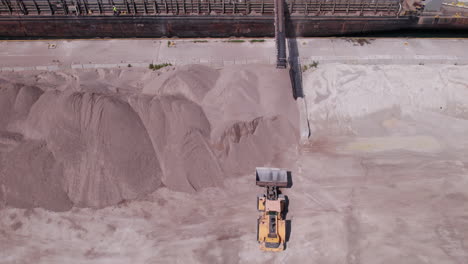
xmin=279 ymin=170 xmax=293 ymax=247
xmin=285 ymin=5 xmax=304 ymax=99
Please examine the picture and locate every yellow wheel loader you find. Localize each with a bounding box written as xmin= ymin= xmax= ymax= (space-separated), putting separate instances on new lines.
xmin=256 ymin=167 xmax=288 ymax=252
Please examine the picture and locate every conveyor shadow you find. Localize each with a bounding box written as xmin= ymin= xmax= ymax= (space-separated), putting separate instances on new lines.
xmin=284 ymin=4 xmax=304 ymax=99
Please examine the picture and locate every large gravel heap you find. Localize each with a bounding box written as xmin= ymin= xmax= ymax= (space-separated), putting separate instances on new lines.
xmin=0 ymin=65 xmax=298 ymax=211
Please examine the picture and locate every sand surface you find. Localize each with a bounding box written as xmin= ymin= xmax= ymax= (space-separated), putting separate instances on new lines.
xmin=1 ymin=63 xmax=468 ymax=263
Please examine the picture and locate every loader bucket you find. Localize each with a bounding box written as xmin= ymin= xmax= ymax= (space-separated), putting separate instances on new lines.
xmin=256 ymin=167 xmax=288 ymax=187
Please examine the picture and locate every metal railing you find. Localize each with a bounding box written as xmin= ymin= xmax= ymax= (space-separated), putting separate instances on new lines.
xmin=0 ymin=0 xmax=401 ymax=16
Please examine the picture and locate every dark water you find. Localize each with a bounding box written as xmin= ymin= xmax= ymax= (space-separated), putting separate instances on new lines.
xmin=1 ymin=28 xmax=467 ymax=40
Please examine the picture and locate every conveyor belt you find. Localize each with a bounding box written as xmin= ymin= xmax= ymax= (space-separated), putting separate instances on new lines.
xmin=274 ymin=0 xmax=287 ymax=68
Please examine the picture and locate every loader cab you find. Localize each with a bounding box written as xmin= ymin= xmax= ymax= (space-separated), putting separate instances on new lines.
xmin=260 ymin=211 xmax=283 ymax=250
xmin=268 ymin=212 xmax=278 ymax=237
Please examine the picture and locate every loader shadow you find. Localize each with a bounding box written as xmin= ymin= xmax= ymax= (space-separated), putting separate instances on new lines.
xmin=286 ymin=220 xmax=292 ymax=243
xmin=287 ymin=171 xmax=293 ymax=188
xmin=281 ymin=195 xmax=292 ymax=250
xmin=277 ymin=189 xmax=292 ymax=249
xmin=281 ymin=171 xmax=293 ymax=246
xmin=284 ymin=196 xmax=292 ymax=244
xmin=285 ymin=171 xmax=292 ymax=245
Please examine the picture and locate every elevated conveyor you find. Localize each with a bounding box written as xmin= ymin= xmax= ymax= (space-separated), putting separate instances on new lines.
xmin=274 ymin=0 xmax=287 ymax=69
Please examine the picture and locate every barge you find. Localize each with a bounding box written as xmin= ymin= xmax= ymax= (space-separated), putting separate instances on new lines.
xmin=0 ymin=0 xmax=467 ymax=37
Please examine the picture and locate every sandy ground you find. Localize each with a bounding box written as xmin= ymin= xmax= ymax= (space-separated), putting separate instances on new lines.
xmin=1 ymin=62 xmax=468 ymax=262
xmin=296 ymin=64 xmax=468 ymax=264
xmin=1 ymin=38 xmax=467 ymax=71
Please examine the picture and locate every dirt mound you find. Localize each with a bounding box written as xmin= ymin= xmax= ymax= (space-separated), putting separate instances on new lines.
xmin=0 ymin=65 xmax=298 ymax=210
xmin=1 ymin=140 xmax=72 ymax=211
xmin=129 ymin=94 xmax=222 ymax=192
xmin=143 ymin=65 xmax=219 ymax=103
xmin=202 ymin=65 xmax=298 ymax=139
xmin=0 ymin=82 xmax=43 ymax=130
xmin=217 ymin=116 xmax=297 ymax=175
xmin=23 ymin=91 xmax=162 ymax=208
